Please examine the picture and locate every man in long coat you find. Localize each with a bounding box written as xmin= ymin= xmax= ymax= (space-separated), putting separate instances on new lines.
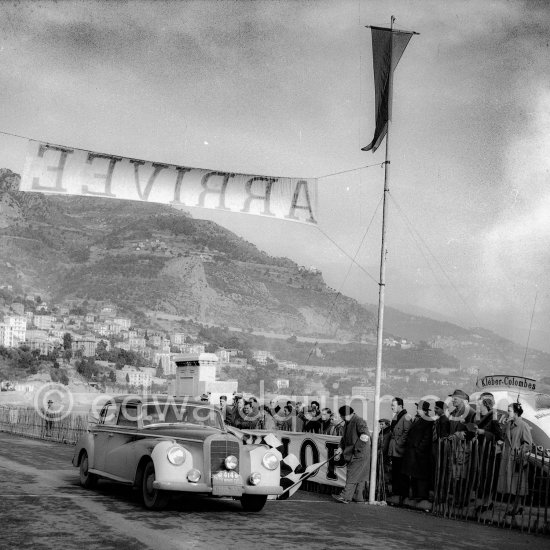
xmin=388 ymin=397 xmax=412 ymax=503
xmin=332 ymin=405 xmax=371 ymax=503
xmin=402 ymin=400 xmax=434 ymax=501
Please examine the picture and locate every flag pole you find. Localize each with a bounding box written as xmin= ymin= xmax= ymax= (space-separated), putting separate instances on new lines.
xmin=368 ymin=15 xmax=395 ymax=504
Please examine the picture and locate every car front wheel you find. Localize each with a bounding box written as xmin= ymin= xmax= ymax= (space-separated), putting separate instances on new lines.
xmin=141 ymin=461 xmax=170 ymax=510
xmin=240 ymin=494 xmax=267 ymax=512
xmin=79 ymin=451 xmax=98 ymax=489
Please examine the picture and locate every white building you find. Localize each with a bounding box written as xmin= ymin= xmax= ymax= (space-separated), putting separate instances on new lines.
xmin=171 ymin=332 xmax=186 ymax=346
xmin=116 ymin=365 xmax=152 ymax=387
xmin=0 ymin=316 xmax=27 ymax=347
xmin=34 ymin=314 xmax=54 ymax=330
xmin=113 ymin=317 xmax=132 ymax=329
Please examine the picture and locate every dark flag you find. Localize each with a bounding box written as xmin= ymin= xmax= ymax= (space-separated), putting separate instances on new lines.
xmin=362 ymin=26 xmax=414 ymax=152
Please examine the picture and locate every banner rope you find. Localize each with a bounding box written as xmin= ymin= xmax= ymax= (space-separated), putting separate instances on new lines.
xmin=0 ymin=129 xmax=386 ymax=179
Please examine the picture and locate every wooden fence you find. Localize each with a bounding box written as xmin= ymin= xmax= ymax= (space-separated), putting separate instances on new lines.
xmin=0 ymin=405 xmax=88 ymax=445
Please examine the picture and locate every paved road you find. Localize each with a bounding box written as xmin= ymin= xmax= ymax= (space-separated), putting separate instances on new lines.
xmin=0 ymin=432 xmax=544 ymax=550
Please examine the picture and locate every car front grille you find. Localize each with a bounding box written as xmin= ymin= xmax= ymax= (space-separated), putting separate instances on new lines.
xmin=210 ymin=439 xmax=240 ymax=473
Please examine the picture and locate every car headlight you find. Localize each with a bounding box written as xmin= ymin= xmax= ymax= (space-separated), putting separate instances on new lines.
xmin=262 ymin=451 xmax=279 ymax=471
xmin=167 ymin=445 xmax=186 ymax=466
xmin=249 ymin=472 xmax=261 ymax=485
xmin=225 ymin=455 xmax=238 ymax=470
xmin=187 ymin=468 xmax=201 ymax=482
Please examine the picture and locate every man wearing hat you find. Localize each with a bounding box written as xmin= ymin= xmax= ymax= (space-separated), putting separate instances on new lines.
xmin=448 ymin=389 xmax=475 ymax=436
xmin=44 ymin=399 xmax=55 ymax=437
xmin=402 ymin=400 xmax=434 ymax=502
xmin=332 ymin=405 xmax=371 ymax=503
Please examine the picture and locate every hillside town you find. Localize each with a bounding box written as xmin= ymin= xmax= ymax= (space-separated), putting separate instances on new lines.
xmin=0 ymin=291 xmax=506 ymax=399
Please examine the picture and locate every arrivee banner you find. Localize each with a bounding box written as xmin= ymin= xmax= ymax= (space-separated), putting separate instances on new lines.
xmin=20 ymin=141 xmax=318 ymax=225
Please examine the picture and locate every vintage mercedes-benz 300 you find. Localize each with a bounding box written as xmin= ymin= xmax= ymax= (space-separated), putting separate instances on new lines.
xmin=72 ymin=395 xmax=282 ymax=511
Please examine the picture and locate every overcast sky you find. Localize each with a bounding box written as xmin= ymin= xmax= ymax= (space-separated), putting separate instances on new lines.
xmin=0 ymin=0 xmax=549 ymax=353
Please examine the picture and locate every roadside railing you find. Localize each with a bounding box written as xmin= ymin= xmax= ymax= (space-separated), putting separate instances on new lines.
xmin=433 ymin=437 xmax=550 ymax=534
xmin=0 ymin=405 xmax=88 ymax=445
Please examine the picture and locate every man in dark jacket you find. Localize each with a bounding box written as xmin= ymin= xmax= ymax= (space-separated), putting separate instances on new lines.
xmin=388 ymin=397 xmax=412 ymax=504
xmin=402 ymin=400 xmax=434 ymax=501
xmin=332 ymin=405 xmax=371 ymax=504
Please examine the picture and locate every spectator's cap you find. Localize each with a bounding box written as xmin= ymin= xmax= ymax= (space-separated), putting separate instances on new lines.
xmin=233 ymin=392 xmax=243 ymax=399
xmin=47 ymin=399 xmax=54 ymax=404
xmin=378 ymin=418 xmax=391 ymax=424
xmin=200 ymin=393 xmax=209 ymax=401
xmin=435 ymin=400 xmax=446 ymax=410
xmin=415 ymin=400 xmax=431 ymax=412
xmin=449 ymin=389 xmax=469 ymax=401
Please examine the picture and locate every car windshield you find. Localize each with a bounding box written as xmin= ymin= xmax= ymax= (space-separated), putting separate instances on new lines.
xmin=141 ymin=403 xmax=224 ymax=430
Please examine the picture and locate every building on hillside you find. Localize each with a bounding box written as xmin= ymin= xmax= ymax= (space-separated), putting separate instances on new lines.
xmin=71 ymin=336 xmax=97 ymax=357
xmin=99 ymin=305 xmax=117 ymax=320
xmin=171 ymin=332 xmax=186 ymax=346
xmin=0 ymin=315 xmax=27 ymax=347
xmin=153 ymin=352 xmax=173 ymax=375
xmin=180 ymin=343 xmax=205 ymax=355
xmin=25 ymin=331 xmax=55 ymax=355
xmin=129 ymin=335 xmax=146 ymax=351
xmin=34 ymin=314 xmax=54 ymax=330
xmin=253 ymin=350 xmax=274 ymax=365
xmin=216 ymin=349 xmax=231 ymax=363
xmin=116 ymin=365 xmax=152 ymax=387
xmin=113 ymin=317 xmax=131 ymax=329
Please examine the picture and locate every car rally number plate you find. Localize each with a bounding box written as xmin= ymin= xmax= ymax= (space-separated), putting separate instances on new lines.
xmin=212 ymin=470 xmax=243 ymax=496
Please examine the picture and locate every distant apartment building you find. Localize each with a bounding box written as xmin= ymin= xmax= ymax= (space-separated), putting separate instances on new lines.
xmin=71 ymin=337 xmax=97 ymax=357
xmin=113 ymin=317 xmax=131 ymax=329
xmin=99 ymin=305 xmax=117 ymax=320
xmin=0 ymin=315 xmax=27 ymax=347
xmin=34 ymin=314 xmax=54 ymax=330
xmin=94 ymin=322 xmax=110 ymax=336
xmin=180 ymin=343 xmax=205 ymax=355
xmin=116 ymin=365 xmax=152 ymax=387
xmin=216 ymin=349 xmax=231 ymax=363
xmin=107 ymin=323 xmax=122 ymax=335
xmin=25 ymin=330 xmax=54 ymax=355
xmin=129 ymin=335 xmax=146 ymax=350
xmin=85 ymin=314 xmax=95 ymax=323
xmin=253 ymin=350 xmax=274 ymax=365
xmin=171 ymin=332 xmax=186 ymax=346
xmin=153 ymin=352 xmax=173 ymax=375
xmin=150 ymin=334 xmax=162 ymax=347
xmin=36 ymin=302 xmax=49 ymax=312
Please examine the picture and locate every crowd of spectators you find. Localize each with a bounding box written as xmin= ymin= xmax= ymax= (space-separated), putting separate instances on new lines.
xmin=216 ymin=393 xmax=345 ymax=436
xmin=382 ymin=388 xmax=533 ymax=516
